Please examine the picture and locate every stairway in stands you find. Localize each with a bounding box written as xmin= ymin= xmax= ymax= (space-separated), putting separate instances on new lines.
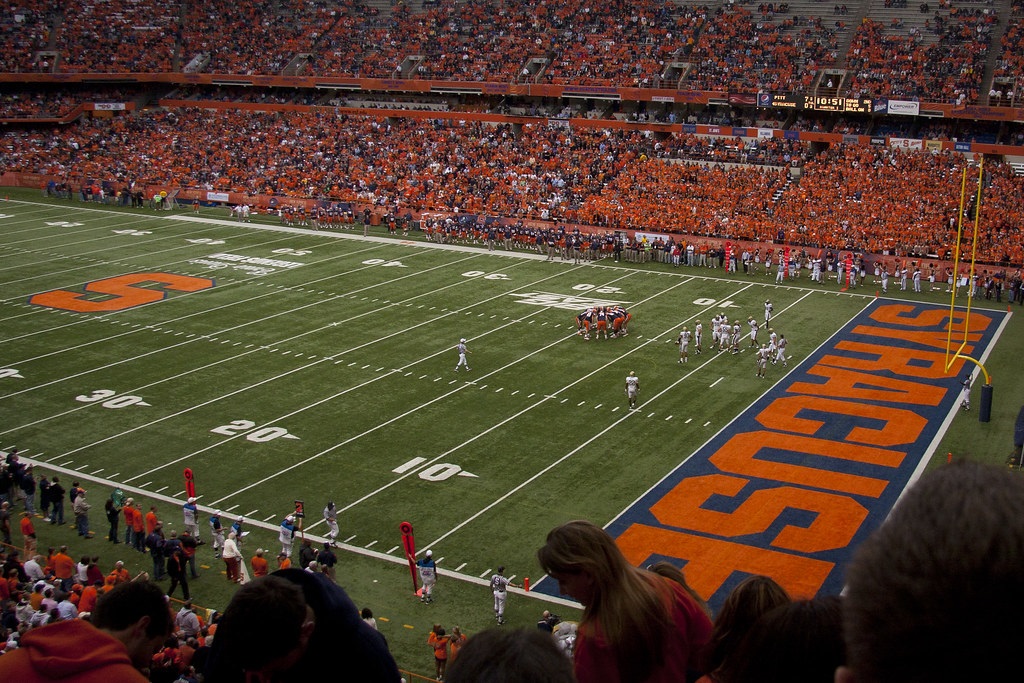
xmin=772 ymin=177 xmax=795 ymax=202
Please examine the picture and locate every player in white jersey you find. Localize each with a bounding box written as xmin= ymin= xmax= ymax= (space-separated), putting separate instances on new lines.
xmin=959 ymin=373 xmax=972 ymax=411
xmin=719 ymin=318 xmax=730 ymax=352
xmin=764 ymin=299 xmax=774 ymax=324
xmin=775 ymin=334 xmax=788 ymax=366
xmin=625 ymin=371 xmax=640 ymax=409
xmin=768 ymin=328 xmax=778 ymax=356
xmin=323 ymin=501 xmax=339 ymax=543
xmin=730 ymin=322 xmax=741 ymax=354
xmin=747 ymin=317 xmax=759 ymax=348
xmin=677 ymin=327 xmax=691 ymax=363
xmin=490 ymin=566 xmax=517 ymax=624
xmin=693 ymin=320 xmax=703 ymax=354
xmin=776 ymin=260 xmax=786 ymax=284
xmin=756 ymin=343 xmax=770 ymax=378
xmin=455 ymin=338 xmax=471 ymax=372
xmin=711 ymin=315 xmax=721 ymax=348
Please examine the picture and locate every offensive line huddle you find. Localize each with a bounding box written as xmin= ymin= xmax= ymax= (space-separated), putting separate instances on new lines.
xmin=573 ymin=306 xmax=633 ymax=340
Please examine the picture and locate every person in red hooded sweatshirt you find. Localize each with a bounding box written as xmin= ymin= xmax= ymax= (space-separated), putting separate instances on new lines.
xmin=0 ymin=579 xmax=172 ymax=682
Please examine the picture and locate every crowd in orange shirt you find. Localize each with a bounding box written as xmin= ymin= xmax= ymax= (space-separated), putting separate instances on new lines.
xmin=992 ymin=4 xmax=1024 ymax=98
xmin=685 ymin=7 xmax=841 ymax=94
xmin=181 ymin=0 xmax=337 ymax=76
xmin=0 ymin=88 xmax=137 ymax=118
xmin=847 ymin=10 xmax=993 ymax=104
xmin=0 ymin=3 xmax=56 ymax=73
xmin=0 ymin=0 xmax=1009 ymax=104
xmin=2 ymin=107 xmax=1021 ymax=264
xmin=0 ymin=91 xmax=76 ymax=118
xmin=55 ymin=0 xmax=178 ymax=73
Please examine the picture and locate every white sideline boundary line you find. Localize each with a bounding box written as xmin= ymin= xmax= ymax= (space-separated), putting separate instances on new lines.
xmin=0 ymin=235 xmax=394 ymax=342
xmin=0 ymin=249 xmax=480 ymax=405
xmin=530 ymin=296 xmax=1008 ymax=597
xmin=596 ymin=293 xmax=874 ymax=533
xmin=0 ymin=201 xmax=815 ymax=598
xmin=0 ymin=199 xmax=321 ymax=287
xmin=424 ymin=291 xmax=817 ymax=592
xmin=1 ymin=233 xmax=652 ymax=600
xmin=3 ymin=199 xmax=947 ymax=601
xmin=903 ymin=307 xmax=1014 ymax=492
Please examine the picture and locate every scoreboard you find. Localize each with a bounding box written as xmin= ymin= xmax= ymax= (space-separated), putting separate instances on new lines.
xmin=807 ymin=96 xmax=873 ymax=113
xmin=759 ymin=93 xmax=873 ymax=113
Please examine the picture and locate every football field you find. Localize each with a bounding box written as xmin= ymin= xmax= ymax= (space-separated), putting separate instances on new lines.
xmin=1 ymin=194 xmax=1020 ymax=674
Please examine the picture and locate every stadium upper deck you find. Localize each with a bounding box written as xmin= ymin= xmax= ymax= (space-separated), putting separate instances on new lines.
xmin=0 ymin=0 xmax=1020 ymax=107
xmin=1 ymin=0 xmax=1023 ymax=267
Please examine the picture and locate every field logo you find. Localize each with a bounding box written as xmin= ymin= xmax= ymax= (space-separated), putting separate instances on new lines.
xmin=534 ymin=301 xmax=1006 ymax=608
xmin=188 ymin=252 xmax=305 ymax=277
xmin=30 ymin=272 xmax=215 ymax=312
xmin=509 ymin=292 xmax=623 ymax=311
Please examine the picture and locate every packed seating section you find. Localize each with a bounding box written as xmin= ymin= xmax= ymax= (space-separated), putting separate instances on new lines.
xmin=2 ymin=109 xmax=1021 ymax=265
xmin=0 ymin=0 xmax=1016 ymax=105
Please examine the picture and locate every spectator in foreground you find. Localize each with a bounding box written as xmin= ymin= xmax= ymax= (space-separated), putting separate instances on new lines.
xmin=0 ymin=579 xmax=172 ymax=681
xmin=537 ymin=519 xmax=712 ymax=683
xmin=204 ymin=569 xmax=398 ymax=682
xmin=697 ymin=574 xmax=791 ymax=681
xmin=716 ymin=596 xmax=845 ymax=683
xmin=647 ymin=560 xmax=712 ymax=619
xmin=838 ymin=461 xmax=1024 ymax=683
xmin=446 ymin=627 xmax=575 ymax=683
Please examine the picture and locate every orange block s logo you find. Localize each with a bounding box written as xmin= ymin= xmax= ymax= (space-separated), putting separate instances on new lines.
xmin=30 ymin=273 xmax=215 ymax=312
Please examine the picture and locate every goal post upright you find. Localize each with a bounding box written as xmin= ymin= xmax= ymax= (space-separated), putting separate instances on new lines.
xmin=945 ymin=159 xmax=993 ymax=420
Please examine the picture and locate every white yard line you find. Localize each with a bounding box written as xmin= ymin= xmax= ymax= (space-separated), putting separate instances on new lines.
xmin=1 ymin=254 xmax=541 ymax=434
xmin=0 ymin=248 xmax=466 ymax=399
xmin=2 ymin=201 xmax=892 ymax=599
xmin=417 ymin=282 xmax=769 ymax=552
xmin=599 ymin=294 xmax=872 ymax=538
xmin=0 ymin=237 xmax=388 ymax=335
xmin=0 ymin=208 xmax=280 ymax=282
xmin=123 ymin=309 xmax=548 ymax=485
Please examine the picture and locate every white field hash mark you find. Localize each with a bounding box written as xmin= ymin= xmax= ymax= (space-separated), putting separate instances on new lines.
xmin=6 ymin=205 xmax=839 ymax=589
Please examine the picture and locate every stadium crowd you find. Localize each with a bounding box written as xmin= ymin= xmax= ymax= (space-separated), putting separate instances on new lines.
xmin=55 ymin=0 xmax=178 ymax=73
xmin=4 ymin=456 xmax=1022 ymax=682
xmin=846 ymin=10 xmax=993 ymax=105
xmin=0 ymin=0 xmax=1017 ymax=105
xmin=684 ymin=7 xmax=840 ymax=93
xmin=0 ymin=2 xmax=57 ymax=74
xmin=2 ymin=107 xmax=1022 ymax=265
xmin=2 ymin=0 xmax=1023 ymax=680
